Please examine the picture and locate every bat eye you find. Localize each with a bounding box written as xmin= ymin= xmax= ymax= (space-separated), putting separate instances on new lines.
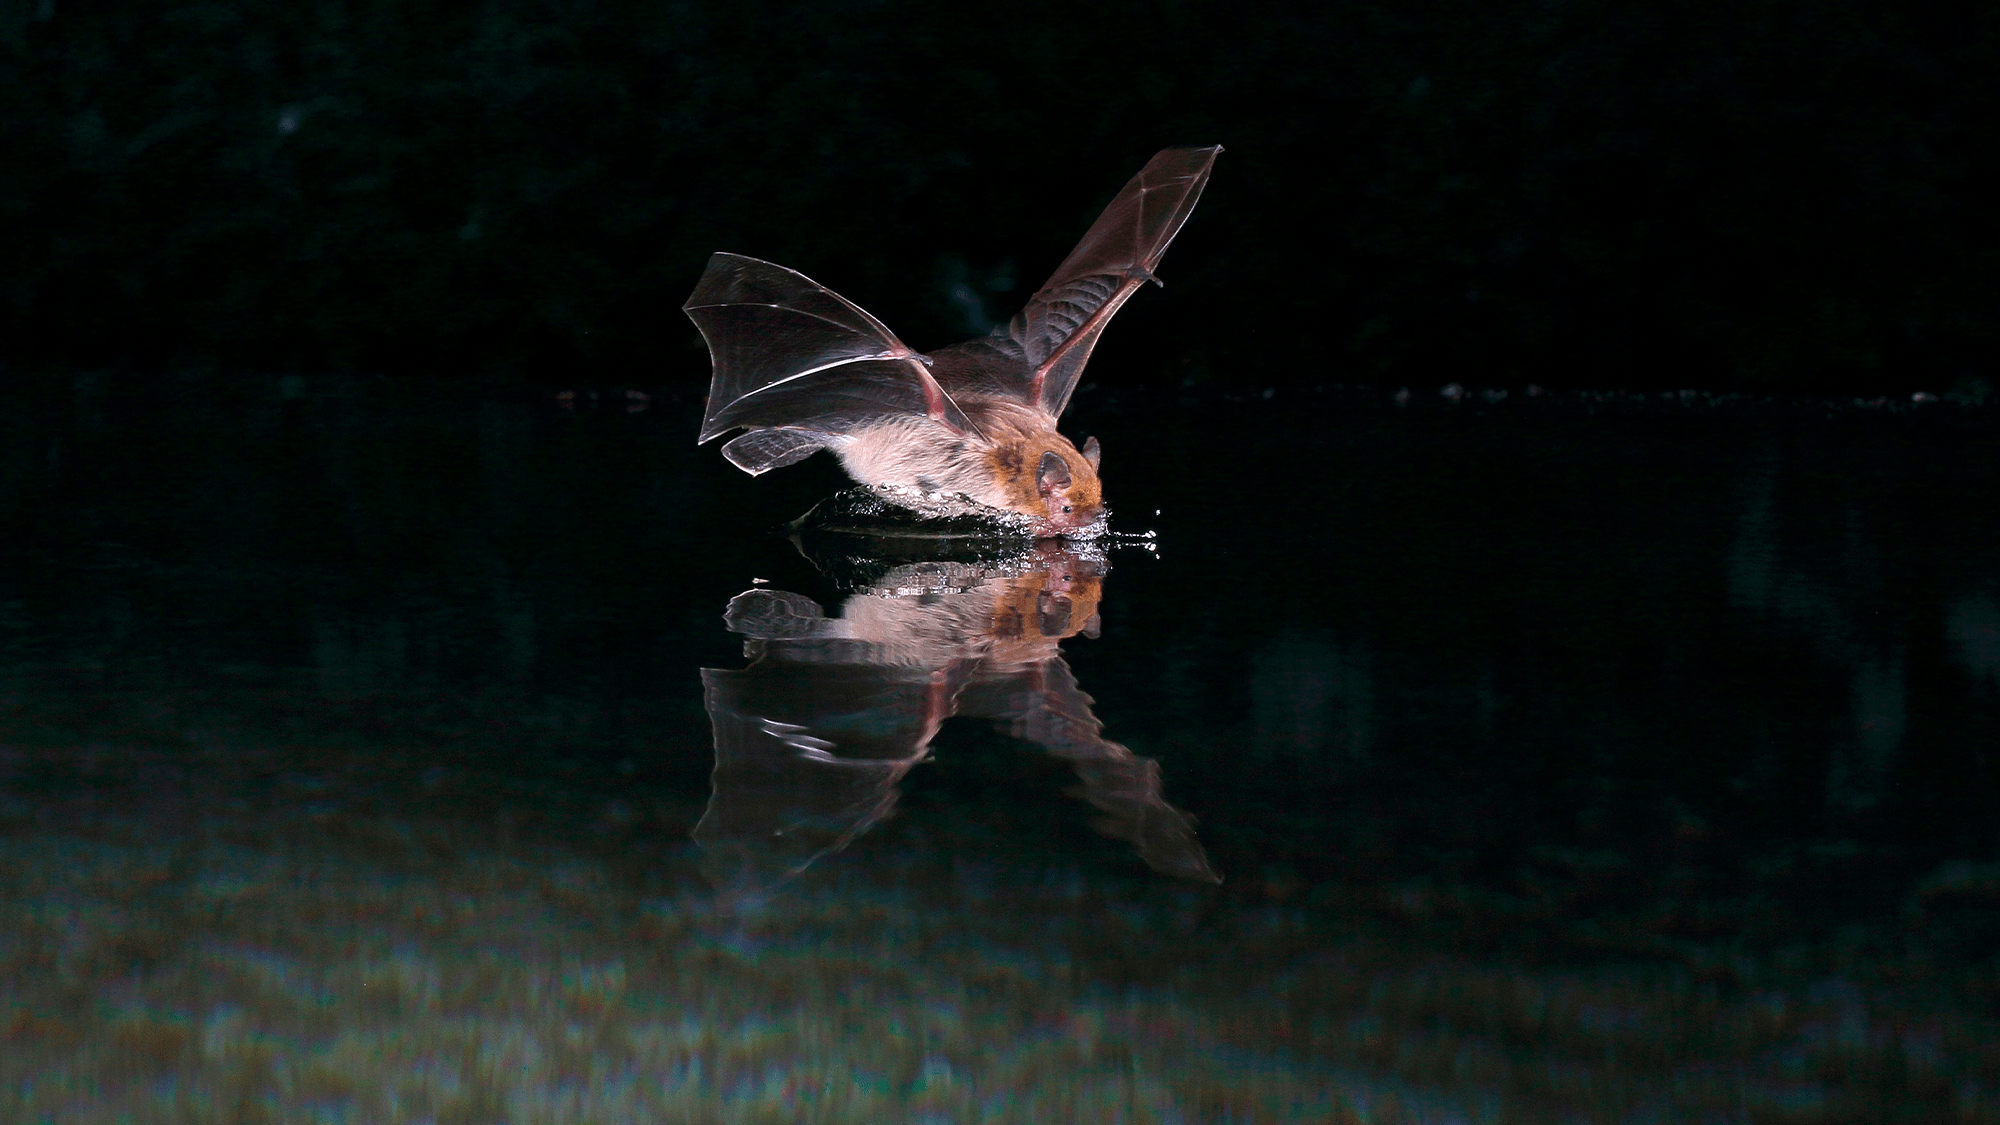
xmin=1062 ymin=505 xmax=1072 ymax=513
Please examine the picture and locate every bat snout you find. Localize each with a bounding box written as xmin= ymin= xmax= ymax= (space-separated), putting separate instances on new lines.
xmin=1034 ymin=493 xmax=1106 ymax=539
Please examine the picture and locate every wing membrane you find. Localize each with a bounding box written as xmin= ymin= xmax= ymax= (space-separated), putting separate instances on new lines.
xmin=945 ymin=146 xmax=1220 ymax=417
xmin=685 ymin=253 xmax=974 ymax=449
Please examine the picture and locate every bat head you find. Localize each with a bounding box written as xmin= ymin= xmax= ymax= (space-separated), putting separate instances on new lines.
xmin=974 ymin=409 xmax=1107 ymax=537
xmin=1032 ymin=442 xmax=1104 ymax=537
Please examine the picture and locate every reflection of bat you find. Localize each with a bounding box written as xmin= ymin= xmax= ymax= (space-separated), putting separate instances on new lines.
xmin=695 ymin=544 xmax=1217 ymax=893
xmin=685 ymin=146 xmax=1221 ymax=538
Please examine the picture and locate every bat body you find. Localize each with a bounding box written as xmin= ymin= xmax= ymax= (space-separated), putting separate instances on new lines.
xmin=686 ymin=145 xmax=1221 ymax=538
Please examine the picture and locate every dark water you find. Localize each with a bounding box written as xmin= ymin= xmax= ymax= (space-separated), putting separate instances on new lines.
xmin=3 ymin=372 xmax=1997 ymax=1122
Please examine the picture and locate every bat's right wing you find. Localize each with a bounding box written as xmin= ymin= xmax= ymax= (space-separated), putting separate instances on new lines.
xmin=685 ymin=253 xmax=979 ymax=474
xmin=936 ymin=146 xmax=1220 ymax=417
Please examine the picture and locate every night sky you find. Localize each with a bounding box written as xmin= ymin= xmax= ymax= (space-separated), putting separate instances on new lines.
xmin=3 ymin=0 xmax=1994 ymax=396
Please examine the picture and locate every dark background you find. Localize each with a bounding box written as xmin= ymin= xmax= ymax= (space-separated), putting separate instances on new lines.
xmin=2 ymin=0 xmax=1995 ymax=396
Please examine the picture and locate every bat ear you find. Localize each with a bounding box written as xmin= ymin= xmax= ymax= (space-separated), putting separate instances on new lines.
xmin=1081 ymin=435 xmax=1102 ymax=470
xmin=1037 ymin=450 xmax=1072 ymax=495
xmin=1036 ymin=590 xmax=1072 ymax=636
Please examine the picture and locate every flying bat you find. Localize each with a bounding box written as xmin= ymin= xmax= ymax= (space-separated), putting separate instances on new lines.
xmin=685 ymin=145 xmax=1221 ymax=538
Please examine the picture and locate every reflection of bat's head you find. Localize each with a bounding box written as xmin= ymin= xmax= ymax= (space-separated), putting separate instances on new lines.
xmin=990 ymin=541 xmax=1106 ymax=642
xmin=991 ymin=431 xmax=1105 ymax=537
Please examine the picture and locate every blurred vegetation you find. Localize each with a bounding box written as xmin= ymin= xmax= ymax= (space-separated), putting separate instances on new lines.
xmin=1 ymin=0 xmax=1994 ymax=392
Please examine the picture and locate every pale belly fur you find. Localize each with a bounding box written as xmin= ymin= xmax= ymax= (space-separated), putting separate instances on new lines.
xmin=831 ymin=415 xmax=1011 ymax=510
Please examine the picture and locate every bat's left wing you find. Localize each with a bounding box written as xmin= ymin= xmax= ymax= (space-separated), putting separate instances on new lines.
xmin=686 ymin=253 xmax=979 ymax=474
xmin=933 ymin=146 xmax=1220 ymax=416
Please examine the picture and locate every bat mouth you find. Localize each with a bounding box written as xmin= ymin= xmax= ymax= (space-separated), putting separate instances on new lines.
xmin=1036 ymin=506 xmax=1110 ymax=541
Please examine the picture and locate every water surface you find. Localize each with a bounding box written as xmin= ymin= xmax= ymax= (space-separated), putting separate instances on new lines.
xmin=3 ymin=374 xmax=1996 ymax=1122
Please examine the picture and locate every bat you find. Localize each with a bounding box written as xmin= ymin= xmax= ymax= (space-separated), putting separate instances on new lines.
xmin=684 ymin=145 xmax=1222 ymax=538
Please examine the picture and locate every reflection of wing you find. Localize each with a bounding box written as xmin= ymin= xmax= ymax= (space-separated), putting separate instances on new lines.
xmin=976 ymin=658 xmax=1220 ymax=883
xmin=694 ymin=646 xmax=971 ymax=894
xmin=694 ymin=667 xmax=924 ymax=893
xmin=723 ymin=588 xmax=828 ymax=640
xmin=932 ymin=146 xmax=1221 ymax=417
xmin=685 ymin=253 xmax=978 ymax=474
